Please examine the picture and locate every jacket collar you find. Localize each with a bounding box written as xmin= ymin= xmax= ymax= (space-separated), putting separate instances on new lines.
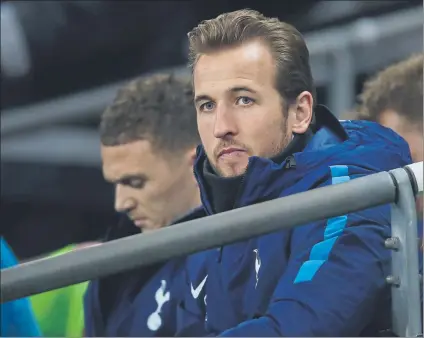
xmin=193 ymin=105 xmax=348 ymax=215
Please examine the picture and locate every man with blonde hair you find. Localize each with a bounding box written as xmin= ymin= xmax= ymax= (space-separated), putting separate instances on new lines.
xmin=83 ymin=73 xmax=203 ymax=336
xmin=358 ymin=53 xmax=423 ymax=164
xmin=173 ymin=9 xmax=412 ymax=336
xmin=357 ymin=53 xmax=423 ymax=271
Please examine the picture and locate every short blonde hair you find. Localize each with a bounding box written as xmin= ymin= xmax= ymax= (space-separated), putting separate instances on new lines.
xmin=357 ymin=53 xmax=423 ymax=127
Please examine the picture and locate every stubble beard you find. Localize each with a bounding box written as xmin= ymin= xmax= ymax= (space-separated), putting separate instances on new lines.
xmin=211 ymin=117 xmax=291 ymax=177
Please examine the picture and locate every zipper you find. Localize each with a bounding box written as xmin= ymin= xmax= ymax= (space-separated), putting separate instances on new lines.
xmin=195 ymin=154 xmax=297 ymax=263
xmin=193 ymin=161 xmax=213 ymax=216
xmin=217 ymin=156 xmax=297 ymax=262
xmin=216 ymin=171 xmax=247 ymax=263
xmin=192 ymin=152 xmax=222 ymax=263
xmin=232 ymin=160 xmax=254 ymax=210
xmin=285 ymin=155 xmax=297 ymax=169
xmin=216 ymin=158 xmax=255 ymax=263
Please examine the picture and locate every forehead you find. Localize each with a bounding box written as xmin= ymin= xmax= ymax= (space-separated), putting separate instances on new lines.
xmin=193 ymin=40 xmax=276 ymax=94
xmin=101 ymin=140 xmax=167 ymax=178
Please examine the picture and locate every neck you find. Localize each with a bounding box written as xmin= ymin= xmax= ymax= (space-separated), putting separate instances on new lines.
xmin=198 ymin=131 xmax=314 ymax=214
xmin=191 ymin=188 xmax=202 ymax=210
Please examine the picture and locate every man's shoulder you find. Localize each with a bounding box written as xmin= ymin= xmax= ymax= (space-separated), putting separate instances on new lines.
xmin=173 ymin=206 xmax=207 ymax=225
xmin=300 ymin=118 xmax=411 ymax=173
xmin=340 ymin=119 xmax=410 ymax=157
xmin=294 ymin=122 xmax=411 ymax=186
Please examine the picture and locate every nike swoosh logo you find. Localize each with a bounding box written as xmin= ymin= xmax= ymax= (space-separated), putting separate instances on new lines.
xmin=191 ymin=275 xmax=208 ymax=299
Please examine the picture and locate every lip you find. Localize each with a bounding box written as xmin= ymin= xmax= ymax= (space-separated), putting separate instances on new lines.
xmin=132 ymin=218 xmax=147 ymax=227
xmin=218 ymin=147 xmax=246 ymax=157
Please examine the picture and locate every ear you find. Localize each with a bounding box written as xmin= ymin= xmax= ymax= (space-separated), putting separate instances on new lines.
xmin=184 ymin=147 xmax=199 ymax=185
xmin=185 ymin=147 xmax=198 ymax=166
xmin=291 ymin=91 xmax=314 ymax=134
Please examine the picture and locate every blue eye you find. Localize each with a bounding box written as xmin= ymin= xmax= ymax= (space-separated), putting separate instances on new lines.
xmin=200 ymin=102 xmax=215 ymax=112
xmin=236 ymin=97 xmax=254 ymax=106
xmin=129 ymin=178 xmax=145 ymax=189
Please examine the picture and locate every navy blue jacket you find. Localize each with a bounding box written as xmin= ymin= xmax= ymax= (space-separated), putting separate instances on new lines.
xmin=175 ymin=108 xmax=412 ymax=336
xmin=84 ymin=208 xmax=207 ymax=337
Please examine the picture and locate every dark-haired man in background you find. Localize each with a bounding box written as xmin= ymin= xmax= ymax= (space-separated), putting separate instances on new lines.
xmin=84 ymin=73 xmax=202 ymax=336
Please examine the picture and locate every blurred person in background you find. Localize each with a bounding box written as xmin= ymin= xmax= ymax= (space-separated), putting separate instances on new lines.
xmin=29 ymin=242 xmax=98 ymax=337
xmin=358 ymin=54 xmax=423 ymax=168
xmin=339 ymin=110 xmax=360 ymax=121
xmin=357 ymin=53 xmax=423 ymax=258
xmin=1 ymin=237 xmax=41 ymax=337
xmin=84 ymin=73 xmax=202 ymax=336
xmin=173 ymin=9 xmax=412 ymax=336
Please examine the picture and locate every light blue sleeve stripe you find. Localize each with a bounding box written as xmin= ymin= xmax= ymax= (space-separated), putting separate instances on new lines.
xmin=294 ymin=165 xmax=350 ymax=284
xmin=309 ymin=237 xmax=338 ymax=261
xmin=324 ymin=215 xmax=348 ymax=239
xmin=330 ymin=165 xmax=349 ymax=177
xmin=294 ymin=260 xmax=325 ymax=284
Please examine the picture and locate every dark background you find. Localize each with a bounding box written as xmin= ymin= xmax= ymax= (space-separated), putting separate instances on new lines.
xmin=1 ymin=0 xmax=422 ymax=259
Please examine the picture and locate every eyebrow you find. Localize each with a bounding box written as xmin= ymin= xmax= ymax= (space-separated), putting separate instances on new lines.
xmin=194 ymin=94 xmax=212 ymax=105
xmin=229 ymin=86 xmax=258 ymax=94
xmin=109 ymin=174 xmax=147 ymax=185
xmin=194 ymin=86 xmax=257 ymax=105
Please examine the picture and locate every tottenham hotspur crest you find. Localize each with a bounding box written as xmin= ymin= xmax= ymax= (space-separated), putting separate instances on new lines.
xmin=147 ymin=280 xmax=171 ymax=331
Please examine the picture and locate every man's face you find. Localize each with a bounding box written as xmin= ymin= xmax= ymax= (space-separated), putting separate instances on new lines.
xmin=194 ymin=40 xmax=311 ymax=177
xmin=379 ymin=109 xmax=423 ymax=216
xmin=101 ymin=140 xmax=198 ymax=231
xmin=378 ymin=109 xmax=423 ymax=163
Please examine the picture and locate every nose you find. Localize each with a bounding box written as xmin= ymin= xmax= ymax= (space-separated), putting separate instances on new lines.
xmin=213 ymin=104 xmax=238 ymax=139
xmin=114 ymin=184 xmax=136 ymax=214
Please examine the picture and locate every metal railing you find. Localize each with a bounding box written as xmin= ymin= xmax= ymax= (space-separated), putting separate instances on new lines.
xmin=1 ymin=162 xmax=423 ymax=337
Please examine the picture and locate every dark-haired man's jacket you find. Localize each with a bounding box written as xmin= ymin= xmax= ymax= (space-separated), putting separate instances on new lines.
xmin=83 ymin=207 xmax=208 ymax=337
xmin=175 ymin=106 xmax=413 ymax=337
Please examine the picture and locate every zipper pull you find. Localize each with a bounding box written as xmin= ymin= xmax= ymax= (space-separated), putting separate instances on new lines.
xmin=285 ymin=156 xmax=296 ymax=169
xmin=217 ymin=247 xmax=223 ymax=263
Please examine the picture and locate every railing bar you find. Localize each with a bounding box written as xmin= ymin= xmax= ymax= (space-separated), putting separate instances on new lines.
xmin=1 ymin=169 xmax=400 ymax=303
